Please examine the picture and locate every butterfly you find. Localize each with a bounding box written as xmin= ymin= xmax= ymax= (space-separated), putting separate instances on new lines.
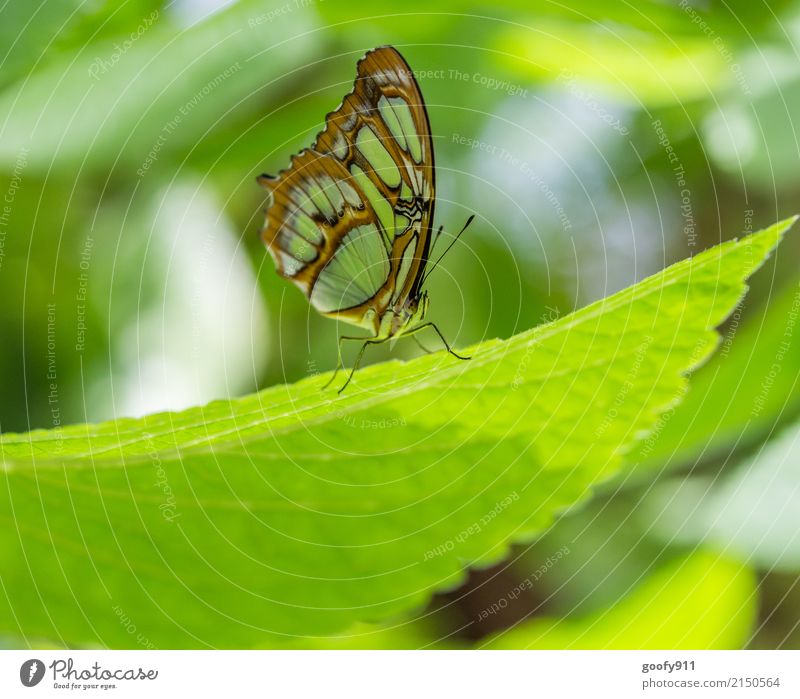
xmin=258 ymin=45 xmax=472 ymax=392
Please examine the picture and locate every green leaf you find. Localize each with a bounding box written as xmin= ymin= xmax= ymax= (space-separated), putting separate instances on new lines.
xmin=482 ymin=550 xmax=757 ymax=649
xmin=262 ymin=620 xmax=461 ymax=650
xmin=630 ymin=272 xmax=800 ymax=473
xmin=0 ymin=218 xmax=793 ymax=648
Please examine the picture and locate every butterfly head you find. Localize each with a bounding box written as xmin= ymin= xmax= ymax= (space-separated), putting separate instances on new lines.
xmin=392 ymin=291 xmax=429 ymax=337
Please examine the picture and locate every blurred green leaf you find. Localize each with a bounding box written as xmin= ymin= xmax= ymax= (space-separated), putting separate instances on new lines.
xmin=0 ymin=0 xmax=163 ymax=90
xmin=494 ymin=24 xmax=729 ymax=105
xmin=508 ymin=493 xmax=669 ymax=618
xmin=0 ymin=219 xmax=789 ymax=648
xmin=703 ymin=73 xmax=800 ymax=192
xmin=263 ymin=620 xmax=461 ymax=650
xmin=644 ymin=423 xmax=800 ymax=572
xmin=0 ymin=0 xmax=322 ymax=174
xmin=485 ymin=1 xmax=792 ymax=106
xmin=483 ymin=550 xmax=756 ymax=649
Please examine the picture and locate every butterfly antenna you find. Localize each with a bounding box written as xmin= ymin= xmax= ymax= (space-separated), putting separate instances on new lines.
xmin=422 ymin=214 xmax=475 ymax=285
xmin=429 ymin=224 xmax=445 ymax=257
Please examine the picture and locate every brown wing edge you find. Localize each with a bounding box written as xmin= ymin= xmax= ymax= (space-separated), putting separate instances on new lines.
xmin=257 ymin=45 xmax=433 ymax=183
xmin=256 ymin=45 xmax=437 ymax=312
xmin=259 ymin=149 xmax=382 ymax=287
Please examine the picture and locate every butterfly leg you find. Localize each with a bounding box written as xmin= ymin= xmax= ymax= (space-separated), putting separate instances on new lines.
xmin=337 ymin=337 xmax=390 ymax=394
xmin=323 ymin=335 xmax=366 ymax=390
xmin=409 ymin=322 xmax=471 ymax=361
xmin=412 ymin=335 xmax=435 ymax=355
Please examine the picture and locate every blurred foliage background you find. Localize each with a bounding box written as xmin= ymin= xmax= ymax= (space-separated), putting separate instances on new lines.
xmin=1 ymin=0 xmax=799 ymax=648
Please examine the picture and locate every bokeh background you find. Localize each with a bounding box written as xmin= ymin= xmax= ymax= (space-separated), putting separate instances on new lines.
xmin=1 ymin=0 xmax=799 ymax=648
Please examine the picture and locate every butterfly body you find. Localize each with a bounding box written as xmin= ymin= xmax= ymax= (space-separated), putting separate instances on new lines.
xmin=259 ymin=46 xmax=468 ymax=389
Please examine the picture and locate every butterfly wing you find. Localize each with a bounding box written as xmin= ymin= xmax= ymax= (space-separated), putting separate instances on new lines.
xmin=260 ymin=46 xmax=435 ymax=335
xmin=260 ymin=149 xmax=393 ymax=331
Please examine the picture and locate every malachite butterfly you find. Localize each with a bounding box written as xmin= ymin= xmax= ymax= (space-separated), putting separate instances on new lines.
xmin=258 ymin=45 xmax=471 ymax=391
